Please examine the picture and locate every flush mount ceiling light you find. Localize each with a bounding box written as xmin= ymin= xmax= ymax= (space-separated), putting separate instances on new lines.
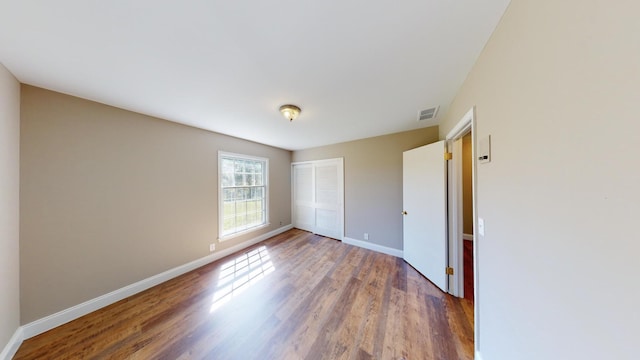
xmin=279 ymin=104 xmax=301 ymax=122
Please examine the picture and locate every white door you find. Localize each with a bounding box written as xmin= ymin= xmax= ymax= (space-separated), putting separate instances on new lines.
xmin=293 ymin=163 xmax=315 ymax=233
xmin=403 ymin=140 xmax=448 ymax=292
xmin=313 ymin=161 xmax=343 ymax=239
xmin=292 ymin=158 xmax=344 ymax=240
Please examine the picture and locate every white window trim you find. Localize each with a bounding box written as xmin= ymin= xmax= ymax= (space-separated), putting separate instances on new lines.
xmin=218 ymin=151 xmax=269 ymax=241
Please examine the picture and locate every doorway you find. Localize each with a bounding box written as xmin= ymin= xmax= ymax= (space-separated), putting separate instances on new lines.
xmin=455 ymin=132 xmax=474 ymax=301
xmin=400 ymin=113 xmax=476 ymax=299
xmin=446 ymin=108 xmax=476 ymax=301
xmin=401 ymin=108 xmax=478 ymax=351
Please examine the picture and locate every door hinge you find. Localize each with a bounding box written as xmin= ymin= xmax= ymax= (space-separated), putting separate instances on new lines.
xmin=444 ymin=152 xmax=452 ymax=160
xmin=446 ymin=267 xmax=454 ymax=275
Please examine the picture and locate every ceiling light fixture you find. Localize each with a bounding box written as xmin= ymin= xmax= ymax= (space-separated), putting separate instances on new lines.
xmin=279 ymin=104 xmax=301 ymax=122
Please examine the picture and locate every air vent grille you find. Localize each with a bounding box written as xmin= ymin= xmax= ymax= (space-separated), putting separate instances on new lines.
xmin=418 ymin=106 xmax=439 ymax=121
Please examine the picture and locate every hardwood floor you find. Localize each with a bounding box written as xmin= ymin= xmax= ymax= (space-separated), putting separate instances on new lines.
xmin=14 ymin=229 xmax=474 ymax=360
xmin=463 ymin=240 xmax=474 ymax=302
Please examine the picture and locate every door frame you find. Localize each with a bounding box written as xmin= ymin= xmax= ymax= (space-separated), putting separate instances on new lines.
xmin=446 ymin=107 xmax=477 ymax=300
xmin=291 ymin=157 xmax=345 ymax=241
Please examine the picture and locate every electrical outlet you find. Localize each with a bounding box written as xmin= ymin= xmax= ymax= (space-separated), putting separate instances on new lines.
xmin=364 ymin=233 xmax=369 ymax=240
xmin=280 ymin=221 xmax=283 ymax=226
xmin=209 ymin=243 xmax=215 ymax=252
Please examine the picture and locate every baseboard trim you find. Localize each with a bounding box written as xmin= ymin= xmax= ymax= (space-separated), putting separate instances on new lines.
xmin=0 ymin=327 xmax=23 ymax=360
xmin=21 ymin=224 xmax=293 ymax=340
xmin=464 ymin=233 xmax=474 ymax=241
xmin=475 ymin=350 xmax=483 ymax=360
xmin=342 ymin=237 xmax=403 ymax=258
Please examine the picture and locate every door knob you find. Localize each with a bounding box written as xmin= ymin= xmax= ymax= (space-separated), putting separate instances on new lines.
xmin=402 ymin=211 xmax=408 ymax=215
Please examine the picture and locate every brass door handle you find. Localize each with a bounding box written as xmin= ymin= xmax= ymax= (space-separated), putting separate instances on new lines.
xmin=402 ymin=211 xmax=408 ymax=215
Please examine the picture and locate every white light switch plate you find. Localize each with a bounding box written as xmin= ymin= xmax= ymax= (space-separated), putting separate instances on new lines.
xmin=478 ymin=218 xmax=485 ymax=236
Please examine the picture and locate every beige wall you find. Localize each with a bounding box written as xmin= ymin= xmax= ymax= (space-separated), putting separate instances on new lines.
xmin=439 ymin=0 xmax=640 ymax=359
xmin=20 ymin=86 xmax=292 ymax=323
xmin=0 ymin=64 xmax=20 ymax=351
xmin=462 ymin=133 xmax=473 ymax=235
xmin=292 ymin=127 xmax=439 ymax=250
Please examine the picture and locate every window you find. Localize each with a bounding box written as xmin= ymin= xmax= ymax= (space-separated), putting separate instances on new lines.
xmin=219 ymin=152 xmax=268 ymax=239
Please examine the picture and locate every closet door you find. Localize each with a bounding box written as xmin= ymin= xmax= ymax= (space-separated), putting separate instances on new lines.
xmin=314 ymin=160 xmax=343 ymax=239
xmin=293 ymin=163 xmax=314 ymax=233
xmin=292 ymin=158 xmax=344 ymax=240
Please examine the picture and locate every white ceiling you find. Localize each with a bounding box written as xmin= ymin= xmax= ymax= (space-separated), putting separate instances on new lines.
xmin=0 ymin=0 xmax=510 ymax=150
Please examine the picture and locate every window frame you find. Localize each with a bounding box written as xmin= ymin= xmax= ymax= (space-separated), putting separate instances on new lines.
xmin=218 ymin=151 xmax=269 ymax=241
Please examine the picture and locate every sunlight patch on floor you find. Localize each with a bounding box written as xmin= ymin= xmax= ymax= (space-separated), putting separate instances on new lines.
xmin=210 ymin=245 xmax=275 ymax=313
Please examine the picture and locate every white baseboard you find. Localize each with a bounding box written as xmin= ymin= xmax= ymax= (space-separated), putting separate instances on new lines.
xmin=342 ymin=237 xmax=403 ymax=258
xmin=21 ymin=224 xmax=293 ymax=340
xmin=464 ymin=233 xmax=474 ymax=241
xmin=475 ymin=350 xmax=483 ymax=360
xmin=0 ymin=327 xmax=23 ymax=360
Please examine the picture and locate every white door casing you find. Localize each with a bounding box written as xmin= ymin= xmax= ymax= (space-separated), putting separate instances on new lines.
xmin=402 ymin=140 xmax=448 ymax=292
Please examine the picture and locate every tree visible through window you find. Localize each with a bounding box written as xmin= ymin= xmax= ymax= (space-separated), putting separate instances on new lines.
xmin=219 ymin=152 xmax=268 ymax=238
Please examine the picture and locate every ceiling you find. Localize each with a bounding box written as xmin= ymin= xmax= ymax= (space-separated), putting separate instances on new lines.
xmin=0 ymin=0 xmax=510 ymax=151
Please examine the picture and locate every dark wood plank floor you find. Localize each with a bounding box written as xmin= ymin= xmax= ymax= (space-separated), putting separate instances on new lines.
xmin=464 ymin=239 xmax=474 ymax=302
xmin=14 ymin=229 xmax=474 ymax=360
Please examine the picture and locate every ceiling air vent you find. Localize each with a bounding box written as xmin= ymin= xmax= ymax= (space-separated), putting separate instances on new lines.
xmin=417 ymin=106 xmax=439 ymax=122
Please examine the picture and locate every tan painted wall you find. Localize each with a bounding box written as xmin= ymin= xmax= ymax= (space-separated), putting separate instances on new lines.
xmin=439 ymin=0 xmax=640 ymax=358
xmin=0 ymin=64 xmax=20 ymax=350
xmin=20 ymin=85 xmax=292 ymax=323
xmin=462 ymin=133 xmax=473 ymax=235
xmin=292 ymin=127 xmax=439 ymax=250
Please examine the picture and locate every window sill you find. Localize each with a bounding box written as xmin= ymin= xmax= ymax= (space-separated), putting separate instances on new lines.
xmin=218 ymin=223 xmax=270 ymax=242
